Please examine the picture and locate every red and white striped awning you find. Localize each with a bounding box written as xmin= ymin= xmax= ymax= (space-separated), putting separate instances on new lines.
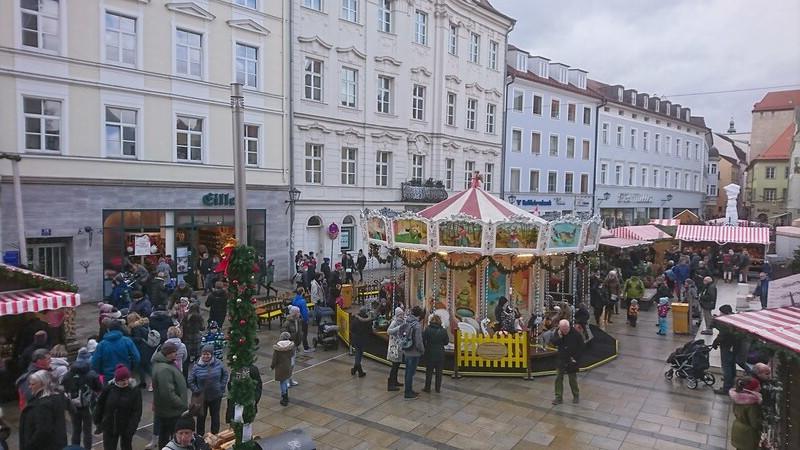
xmin=598 ymin=237 xmax=651 ymax=249
xmin=610 ymin=225 xmax=671 ymax=241
xmin=0 ymin=289 xmax=81 ymax=317
xmin=649 ymin=219 xmax=680 ymax=226
xmin=418 ymin=181 xmax=547 ymax=224
xmin=675 ymin=225 xmax=770 ymax=245
xmin=715 ymin=306 xmax=800 ymax=354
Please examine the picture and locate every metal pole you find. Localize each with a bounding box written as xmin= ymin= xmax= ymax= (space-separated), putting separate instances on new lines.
xmin=231 ymin=83 xmax=248 ymax=245
xmin=1 ymin=154 xmax=27 ymax=266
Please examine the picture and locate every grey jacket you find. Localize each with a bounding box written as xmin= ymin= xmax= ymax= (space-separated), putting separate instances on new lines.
xmin=401 ymin=316 xmax=425 ymax=358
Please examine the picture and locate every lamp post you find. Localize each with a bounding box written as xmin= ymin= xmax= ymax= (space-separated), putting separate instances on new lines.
xmin=286 ymin=187 xmax=301 ymax=271
xmin=660 ymin=194 xmax=674 ymax=219
xmin=231 ymin=83 xmax=248 ymax=245
xmin=0 ymin=153 xmax=27 ymax=266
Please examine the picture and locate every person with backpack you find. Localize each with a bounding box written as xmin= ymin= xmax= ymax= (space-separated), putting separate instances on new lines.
xmin=127 ymin=312 xmax=157 ymax=391
xmin=349 ymin=307 xmax=372 ymax=378
xmin=188 ymin=345 xmax=228 ymax=436
xmin=63 ymin=348 xmax=103 ymax=450
xmin=91 ymin=321 xmax=140 ymax=384
xmin=93 ymin=364 xmax=142 ymax=450
xmin=401 ymin=306 xmax=425 ymax=400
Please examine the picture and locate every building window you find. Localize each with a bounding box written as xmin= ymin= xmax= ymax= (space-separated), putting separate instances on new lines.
xmin=531 ymin=132 xmax=541 ymax=154
xmin=466 ymin=98 xmax=477 ymax=130
xmin=533 ymin=95 xmax=542 ymax=115
xmin=642 ymin=131 xmax=649 ymax=151
xmin=377 ymin=0 xmax=392 ymax=32
xmin=673 ymin=171 xmax=679 ymax=188
xmin=580 ymin=173 xmax=589 ymax=193
xmin=640 ymin=167 xmax=647 ymax=187
xmin=511 ymin=129 xmax=522 ymax=152
xmin=510 ymin=169 xmax=520 ymax=192
xmin=516 ymin=53 xmax=527 ymax=71
xmin=484 ymin=163 xmax=494 ymax=191
xmin=485 ymin=103 xmax=496 ymax=133
xmin=583 ymin=107 xmax=591 ymax=125
xmin=176 ymin=115 xmax=203 ymax=162
xmin=764 ymin=188 xmax=777 ymax=201
xmin=567 ymin=103 xmax=576 ymax=122
xmin=341 ymin=147 xmax=357 ymax=185
xmin=304 ymin=58 xmax=323 ymax=101
xmin=375 ymin=151 xmax=390 ymax=187
xmin=693 ymin=174 xmax=699 ymax=191
xmin=448 ymin=24 xmax=458 ymax=55
xmin=547 ymin=171 xmax=557 ymax=193
xmin=377 ymin=75 xmax=393 ymax=113
xmin=654 ymin=133 xmax=661 ymax=153
xmin=105 ymin=12 xmax=136 ymax=65
xmin=709 ymin=163 xmax=717 ymax=174
xmin=675 ymin=138 xmax=681 ymax=157
xmin=445 ymin=158 xmax=454 ymax=189
xmin=765 ymin=166 xmax=775 ymax=179
xmin=176 ymin=29 xmax=202 ymax=77
xmin=628 ymin=166 xmax=635 ymax=186
xmin=685 ymin=141 xmax=691 ymax=159
xmin=683 ymin=173 xmax=689 ymax=190
xmin=564 ymin=173 xmax=574 ymax=193
xmin=469 ymin=32 xmax=479 ymax=63
xmin=616 ymin=125 xmax=623 ymax=147
xmin=340 ymin=67 xmax=357 ymax=108
xmin=411 ymin=154 xmax=424 ymax=182
xmin=529 ymin=170 xmax=539 ymax=192
xmin=446 ymin=92 xmax=456 ymax=126
xmin=566 ymin=137 xmax=575 ymax=158
xmin=414 ymin=10 xmax=428 ymax=45
xmin=581 ymin=140 xmax=590 ymax=160
xmin=23 ymin=97 xmax=61 ymax=151
xmin=601 ymin=123 xmax=610 ymax=145
xmin=549 ymin=134 xmax=559 ymax=156
xmin=630 ymin=128 xmax=637 ymax=149
xmin=303 ymin=0 xmax=322 ymax=11
xmin=665 ymin=136 xmax=672 ymax=156
xmin=305 ymin=143 xmax=322 ymax=184
xmin=488 ymin=40 xmax=498 ymax=70
xmin=550 ymin=99 xmax=560 ymax=119
xmin=600 ymin=163 xmax=608 ymax=184
xmin=695 ymin=143 xmax=700 ymax=160
xmin=614 ymin=165 xmax=622 ymax=185
xmin=512 ymin=90 xmax=524 ymax=112
xmin=708 ymin=185 xmax=717 ymax=196
xmin=411 ymin=84 xmax=426 ymax=121
xmin=21 ymin=0 xmax=60 ymax=51
xmin=664 ymin=170 xmax=670 ymax=188
xmin=652 ymin=169 xmax=659 ymax=187
xmin=105 ymin=107 xmax=136 ymax=157
xmin=342 ymin=0 xmax=358 ymax=22
xmin=463 ymin=160 xmax=475 ymax=189
xmin=235 ymin=0 xmax=257 ymax=9
xmin=235 ymin=43 xmax=258 ymax=88
xmin=244 ymin=124 xmax=259 ymax=165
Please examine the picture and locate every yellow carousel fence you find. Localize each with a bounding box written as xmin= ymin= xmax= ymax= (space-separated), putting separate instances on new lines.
xmin=336 ymin=306 xmax=350 ymax=345
xmin=454 ymin=330 xmax=531 ymax=378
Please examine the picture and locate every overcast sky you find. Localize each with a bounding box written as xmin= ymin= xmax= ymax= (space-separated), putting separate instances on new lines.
xmin=491 ymin=0 xmax=800 ymax=134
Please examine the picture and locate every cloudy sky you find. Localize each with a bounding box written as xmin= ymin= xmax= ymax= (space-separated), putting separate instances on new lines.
xmin=490 ymin=0 xmax=800 ymax=133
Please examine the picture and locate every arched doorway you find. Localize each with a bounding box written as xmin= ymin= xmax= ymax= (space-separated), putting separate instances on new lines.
xmin=305 ymin=216 xmax=323 ymax=257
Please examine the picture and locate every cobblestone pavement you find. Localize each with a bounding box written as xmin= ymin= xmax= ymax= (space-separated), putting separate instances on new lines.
xmin=3 ymin=277 xmax=751 ymax=450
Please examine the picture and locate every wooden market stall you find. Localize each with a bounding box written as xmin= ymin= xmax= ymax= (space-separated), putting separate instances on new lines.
xmin=675 ymin=225 xmax=770 ymax=277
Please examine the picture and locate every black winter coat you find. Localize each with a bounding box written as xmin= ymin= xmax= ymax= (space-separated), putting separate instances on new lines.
xmin=93 ymin=381 xmax=143 ymax=436
xmin=148 ymin=310 xmax=175 ymax=345
xmin=422 ymin=324 xmax=449 ymax=363
xmin=19 ymin=393 xmax=68 ymax=450
xmin=350 ymin=315 xmax=373 ymax=349
xmin=550 ymin=328 xmax=583 ymax=373
xmin=205 ymin=288 xmax=229 ymax=325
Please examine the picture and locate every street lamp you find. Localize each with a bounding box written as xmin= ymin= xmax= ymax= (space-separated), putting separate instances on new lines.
xmin=286 ymin=187 xmax=301 ymax=273
xmin=597 ymin=192 xmax=611 ymax=204
xmin=0 ymin=153 xmax=27 ymax=266
xmin=285 ymin=187 xmax=301 ymax=213
xmin=507 ymin=194 xmax=517 ymax=205
xmin=230 ymin=83 xmax=247 ymax=245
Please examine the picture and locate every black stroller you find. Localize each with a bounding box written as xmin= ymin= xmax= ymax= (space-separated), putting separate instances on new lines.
xmin=313 ymin=306 xmax=339 ymax=350
xmin=664 ymin=339 xmax=716 ymax=389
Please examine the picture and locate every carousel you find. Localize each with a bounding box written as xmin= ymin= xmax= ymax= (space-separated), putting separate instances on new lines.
xmin=350 ymin=173 xmax=618 ymax=377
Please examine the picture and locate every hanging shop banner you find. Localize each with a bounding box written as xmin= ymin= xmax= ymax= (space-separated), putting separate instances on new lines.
xmin=545 ymin=219 xmax=584 ymax=254
xmin=493 ymin=221 xmax=543 ymax=254
xmin=134 ymin=234 xmax=152 ymax=256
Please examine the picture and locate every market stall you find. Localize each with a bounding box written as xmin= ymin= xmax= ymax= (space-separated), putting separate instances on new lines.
xmin=675 ymin=224 xmax=770 ymax=276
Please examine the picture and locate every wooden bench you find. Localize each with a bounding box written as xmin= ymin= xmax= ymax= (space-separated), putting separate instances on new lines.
xmin=257 ymin=301 xmax=285 ymax=329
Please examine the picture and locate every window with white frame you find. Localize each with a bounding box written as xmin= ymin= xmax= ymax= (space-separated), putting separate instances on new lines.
xmin=414 ymin=10 xmax=428 ymax=45
xmin=448 ymin=24 xmax=458 ymax=55
xmin=532 ymin=95 xmax=542 ymax=115
xmin=377 ymin=0 xmax=392 ymax=32
xmin=708 ymin=185 xmax=717 ymax=196
xmin=512 ymin=90 xmax=523 ymax=112
xmin=685 ymin=140 xmax=691 ymax=159
xmin=694 ymin=143 xmax=700 ymax=160
xmin=235 ymin=0 xmax=257 ymax=9
xmin=340 ymin=67 xmax=357 ymax=108
xmin=566 ymin=137 xmax=575 ymax=158
xmin=377 ymin=75 xmax=392 ymax=113
xmin=765 ymin=166 xmax=775 ymax=179
xmin=516 ymin=53 xmax=527 ymax=71
xmin=564 ymin=172 xmax=574 ymax=193
xmin=601 ymin=123 xmax=609 ymax=144
xmin=531 ymin=132 xmax=541 ymax=154
xmin=304 ymin=58 xmax=323 ymax=101
xmin=580 ymin=173 xmax=589 ymax=193
xmin=341 ymin=147 xmax=357 ymax=185
xmin=529 ymin=170 xmax=539 ymax=192
xmin=105 ymin=12 xmax=136 ymax=65
xmin=411 ymin=154 xmax=424 ymax=182
xmin=764 ymin=188 xmax=777 ymax=201
xmin=693 ymin=174 xmax=699 ymax=191
xmin=484 ymin=163 xmax=494 ymax=191
xmin=105 ymin=106 xmax=136 ymax=157
xmin=446 ymin=92 xmax=456 ymax=126
xmin=616 ymin=125 xmax=623 ymax=146
xmin=176 ymin=29 xmax=202 ymax=77
xmin=469 ymin=32 xmax=480 ymax=63
xmin=376 ymin=151 xmax=390 ymax=186
xmin=709 ymin=163 xmax=717 ymax=175
xmin=303 ymin=0 xmax=322 ymax=11
xmin=640 ymin=167 xmax=647 ymax=187
xmin=654 ymin=133 xmax=661 ymax=152
xmin=664 ymin=170 xmax=670 ymax=188
xmin=244 ymin=124 xmax=259 ymax=165
xmin=445 ymin=158 xmax=454 ymax=189
xmin=411 ymin=84 xmax=426 ymax=120
xmin=684 ymin=173 xmax=690 ymax=190
xmin=549 ymin=134 xmax=559 ymax=156
xmin=23 ymin=97 xmax=61 ymax=152
xmin=614 ymin=165 xmax=622 ymax=185
xmin=511 ymin=129 xmax=522 ymax=152
xmin=510 ymin=169 xmax=520 ymax=192
xmin=630 ymin=128 xmax=637 ymax=149
xmin=485 ymin=103 xmax=496 ymax=133
xmin=305 ymin=143 xmax=323 ymax=184
xmin=583 ymin=107 xmax=591 ymax=125
xmin=665 ymin=136 xmax=672 ymax=155
xmin=600 ymin=163 xmax=608 ymax=184
xmin=176 ymin=115 xmax=203 ymax=162
xmin=342 ymin=0 xmax=358 ymax=22
xmin=21 ymin=0 xmax=60 ymax=51
xmin=466 ymin=98 xmax=477 ymax=130
xmin=581 ymin=139 xmax=590 ymax=160
xmin=567 ymin=103 xmax=576 ymax=122
xmin=547 ymin=171 xmax=557 ymax=193
xmin=642 ymin=130 xmax=649 ymax=151
xmin=235 ymin=43 xmax=258 ymax=88
xmin=675 ymin=138 xmax=681 ymax=157
xmin=628 ymin=166 xmax=635 ymax=186
xmin=673 ymin=171 xmax=679 ymax=188
xmin=463 ymin=160 xmax=475 ymax=189
xmin=488 ymin=40 xmax=498 ymax=70
xmin=652 ymin=169 xmax=659 ymax=187
xmin=550 ymin=99 xmax=560 ymax=119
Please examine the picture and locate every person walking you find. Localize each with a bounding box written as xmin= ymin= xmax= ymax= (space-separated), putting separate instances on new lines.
xmin=130 ymin=290 xmax=153 ymax=319
xmin=713 ymin=304 xmax=738 ymax=395
xmin=127 ymin=312 xmax=156 ymax=390
xmin=349 ymin=307 xmax=372 ymax=378
xmin=385 ymin=307 xmax=405 ymax=392
xmin=551 ymin=320 xmax=583 ymax=405
xmin=622 ymin=275 xmax=645 ymax=311
xmin=656 ymin=297 xmax=671 ymax=336
xmin=754 ymin=272 xmax=769 ymax=309
xmin=627 ymin=299 xmax=640 ymax=327
xmin=271 ymin=332 xmax=295 ymax=406
xmin=729 ymin=377 xmax=763 ymax=450
xmin=164 ymin=326 xmax=188 ymax=375
xmin=291 ymin=288 xmax=313 ymax=353
xmin=188 ymin=344 xmax=228 ymax=436
xmin=19 ymin=370 xmax=68 ymax=450
xmin=604 ymin=271 xmax=621 ymax=317
xmin=152 ymin=342 xmax=189 ymax=449
xmin=589 ymin=278 xmax=608 ymax=326
xmin=92 ymin=322 xmax=141 ymax=383
xmin=93 ymin=364 xmax=142 ymax=450
xmin=402 ymin=306 xmax=425 ymax=400
xmin=150 ymin=304 xmax=177 ymax=346
xmin=356 ymin=249 xmax=367 ymax=282
xmin=63 ymin=349 xmax=103 ymax=450
xmin=199 ymin=252 xmax=215 ymax=295
xmin=738 ymin=250 xmax=751 ymax=283
xmin=422 ymin=314 xmax=448 ymax=393
xmin=699 ymin=276 xmax=718 ymax=335
xmin=205 ymin=282 xmax=228 ymax=328
xmin=310 ymin=275 xmax=323 ymax=305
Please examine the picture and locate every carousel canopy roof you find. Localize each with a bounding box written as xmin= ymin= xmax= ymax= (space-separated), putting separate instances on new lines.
xmin=418 ymin=176 xmax=548 ymax=224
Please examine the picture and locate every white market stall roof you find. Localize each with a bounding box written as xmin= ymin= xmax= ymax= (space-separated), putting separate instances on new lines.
xmin=0 ymin=289 xmax=81 ymax=316
xmin=715 ymin=306 xmax=800 ymax=354
xmin=706 ymin=218 xmax=770 ymax=227
xmin=649 ymin=219 xmax=680 ymax=226
xmin=418 ymin=180 xmax=548 ymax=224
xmin=598 ymin=237 xmax=650 ymax=249
xmin=610 ymin=225 xmax=672 ymax=241
xmin=675 ymin=225 xmax=770 ymax=245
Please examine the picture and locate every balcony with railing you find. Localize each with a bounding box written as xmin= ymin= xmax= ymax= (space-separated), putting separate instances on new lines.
xmin=401 ymin=179 xmax=448 ymax=203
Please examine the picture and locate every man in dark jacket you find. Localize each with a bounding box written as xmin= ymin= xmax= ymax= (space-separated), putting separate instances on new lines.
xmin=63 ymin=351 xmax=103 ymax=450
xmin=712 ymin=305 xmax=739 ymax=395
xmin=93 ymin=364 xmax=142 ymax=450
xmin=356 ymin=249 xmax=367 ymax=282
xmin=699 ymin=276 xmax=718 ymax=335
xmin=551 ymin=319 xmax=583 ymax=405
xmin=422 ymin=315 xmax=449 ymax=393
xmin=148 ymin=273 xmax=169 ymax=309
xmin=320 ymin=257 xmax=331 ymax=283
xmin=205 ymin=282 xmax=228 ymax=328
xmin=152 ymin=342 xmax=188 ymax=449
xmin=149 ymin=304 xmax=176 ymax=345
xmin=169 ymin=279 xmax=195 ymax=310
xmin=349 ymin=307 xmax=373 ymax=377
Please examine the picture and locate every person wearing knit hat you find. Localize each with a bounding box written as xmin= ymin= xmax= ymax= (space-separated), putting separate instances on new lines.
xmin=93 ymin=362 xmax=142 ymax=450
xmin=200 ymin=321 xmax=226 ymax=361
xmin=385 ymin=307 xmax=406 ymax=391
xmin=152 ymin=338 xmax=188 ymax=449
xmin=271 ymin=332 xmax=295 ymax=406
xmin=188 ymin=344 xmax=228 ymax=436
xmin=163 ymin=415 xmax=209 ymax=450
xmin=63 ymin=349 xmax=102 ymax=450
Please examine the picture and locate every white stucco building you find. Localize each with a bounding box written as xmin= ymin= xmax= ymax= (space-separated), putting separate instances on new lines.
xmin=0 ymin=0 xmax=290 ymax=299
xmin=290 ymin=0 xmax=514 ymax=260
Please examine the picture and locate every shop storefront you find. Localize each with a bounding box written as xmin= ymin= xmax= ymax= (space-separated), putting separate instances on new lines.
xmin=596 ymin=188 xmax=703 ymax=228
xmin=509 ymin=194 xmax=593 ymax=220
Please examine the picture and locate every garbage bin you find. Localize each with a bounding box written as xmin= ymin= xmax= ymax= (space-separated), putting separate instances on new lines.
xmin=340 ymin=284 xmax=353 ymax=308
xmin=671 ymin=302 xmax=690 ymax=334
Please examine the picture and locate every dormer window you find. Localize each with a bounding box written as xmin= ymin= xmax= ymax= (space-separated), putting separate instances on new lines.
xmin=517 ymin=53 xmax=527 ymax=72
xmin=617 ymin=87 xmax=623 ymax=101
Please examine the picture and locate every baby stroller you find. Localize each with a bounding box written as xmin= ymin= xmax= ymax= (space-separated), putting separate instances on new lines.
xmin=664 ymin=339 xmax=716 ymax=389
xmin=313 ymin=306 xmax=339 ymax=350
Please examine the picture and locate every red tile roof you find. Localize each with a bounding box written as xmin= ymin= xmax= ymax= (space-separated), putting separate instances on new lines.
xmin=753 ymin=124 xmax=794 ymax=161
xmin=752 ymin=90 xmax=800 ymax=112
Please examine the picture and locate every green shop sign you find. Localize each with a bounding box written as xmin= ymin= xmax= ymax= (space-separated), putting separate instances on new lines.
xmin=202 ymin=193 xmax=235 ymax=206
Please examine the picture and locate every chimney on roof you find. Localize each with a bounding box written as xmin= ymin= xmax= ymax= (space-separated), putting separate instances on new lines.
xmin=528 ymin=56 xmax=550 ymax=78
xmin=549 ymin=62 xmax=569 ymax=84
xmin=567 ymin=68 xmax=587 ymax=90
xmin=727 ymin=117 xmax=736 ymax=133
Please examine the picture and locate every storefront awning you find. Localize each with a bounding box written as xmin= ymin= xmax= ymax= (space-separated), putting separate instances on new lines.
xmin=598 ymin=237 xmax=650 ymax=249
xmin=714 ymin=306 xmax=800 ymax=354
xmin=649 ymin=219 xmax=680 ymax=226
xmin=0 ymin=289 xmax=81 ymax=317
xmin=675 ymin=225 xmax=770 ymax=245
xmin=610 ymin=225 xmax=671 ymax=241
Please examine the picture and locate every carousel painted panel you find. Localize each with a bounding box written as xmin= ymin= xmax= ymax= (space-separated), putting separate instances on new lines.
xmin=493 ymin=221 xmax=544 ymax=254
xmin=451 ymin=264 xmax=478 ymax=321
xmin=364 ymin=213 xmax=390 ymax=246
xmin=581 ymin=219 xmax=601 ymax=252
xmin=485 ymin=261 xmax=507 ymax=321
xmin=391 ymin=217 xmax=430 ymax=250
xmin=436 ymin=218 xmax=486 ymax=253
xmin=544 ymin=218 xmax=584 ymax=254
